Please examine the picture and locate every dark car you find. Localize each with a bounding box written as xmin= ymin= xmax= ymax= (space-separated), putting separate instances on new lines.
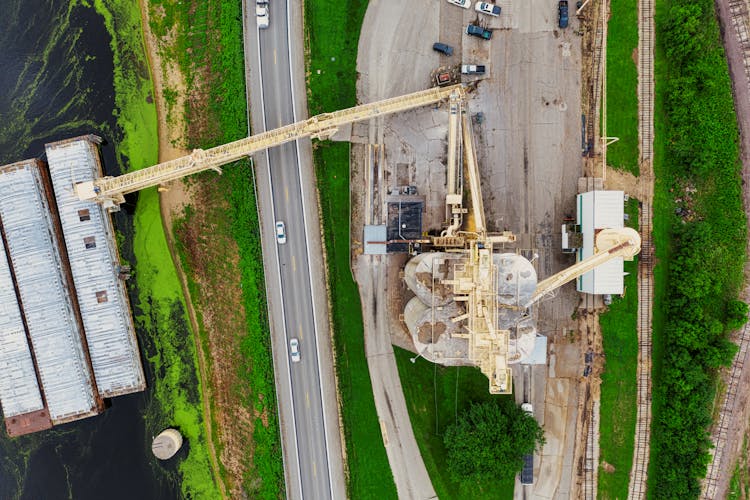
xmin=432 ymin=42 xmax=454 ymax=56
xmin=466 ymin=24 xmax=492 ymax=40
xmin=559 ymin=0 xmax=569 ymax=28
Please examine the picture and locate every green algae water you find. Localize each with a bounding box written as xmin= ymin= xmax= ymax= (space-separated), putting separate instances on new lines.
xmin=0 ymin=0 xmax=218 ymax=498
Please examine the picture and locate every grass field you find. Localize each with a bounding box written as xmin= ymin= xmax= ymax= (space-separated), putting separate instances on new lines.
xmin=605 ymin=0 xmax=639 ymax=175
xmin=394 ymin=347 xmax=515 ymax=499
xmin=597 ymin=198 xmax=639 ymax=499
xmin=305 ymin=0 xmax=398 ymax=497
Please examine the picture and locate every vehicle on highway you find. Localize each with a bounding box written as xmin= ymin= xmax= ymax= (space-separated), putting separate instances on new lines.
xmin=256 ymin=1 xmax=269 ymax=29
xmin=461 ymin=64 xmax=486 ymax=75
xmin=475 ymin=2 xmax=501 ymax=16
xmin=289 ymin=338 xmax=301 ymax=363
xmin=467 ymin=24 xmax=493 ymax=40
xmin=558 ymin=0 xmax=569 ymax=28
xmin=276 ymin=221 xmax=287 ymax=244
xmin=432 ymin=42 xmax=454 ymax=56
xmin=447 ymin=0 xmax=471 ymax=8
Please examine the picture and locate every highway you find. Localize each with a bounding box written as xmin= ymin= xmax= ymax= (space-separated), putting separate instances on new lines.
xmin=242 ymin=1 xmax=345 ymax=498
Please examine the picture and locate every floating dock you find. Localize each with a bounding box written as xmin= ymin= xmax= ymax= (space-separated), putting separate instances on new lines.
xmin=0 ymin=136 xmax=145 ymax=436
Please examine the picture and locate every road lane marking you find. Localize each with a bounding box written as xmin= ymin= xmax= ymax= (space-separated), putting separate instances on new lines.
xmin=285 ymin=185 xmax=289 ymax=202
xmin=313 ymin=461 xmax=317 ymax=477
xmin=306 ymin=391 xmax=310 ymax=408
xmin=292 ymin=254 xmax=297 ymax=273
xmin=274 ymin=49 xmax=277 ymax=65
xmin=299 ymin=324 xmax=303 ymax=341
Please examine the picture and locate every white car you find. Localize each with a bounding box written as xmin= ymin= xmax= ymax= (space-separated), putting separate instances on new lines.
xmin=448 ymin=0 xmax=471 ymax=9
xmin=475 ymin=2 xmax=501 ymax=16
xmin=256 ymin=3 xmax=269 ymax=29
xmin=275 ymin=221 xmax=287 ymax=244
xmin=289 ymin=338 xmax=301 ymax=363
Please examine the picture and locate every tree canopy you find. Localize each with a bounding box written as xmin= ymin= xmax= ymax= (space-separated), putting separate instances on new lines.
xmin=443 ymin=400 xmax=544 ymax=485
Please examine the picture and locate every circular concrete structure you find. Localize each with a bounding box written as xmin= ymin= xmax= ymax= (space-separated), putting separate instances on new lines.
xmin=403 ymin=252 xmax=460 ymax=307
xmin=152 ymin=428 xmax=183 ymax=460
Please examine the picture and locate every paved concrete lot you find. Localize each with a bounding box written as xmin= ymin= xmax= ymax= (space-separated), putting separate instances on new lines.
xmin=353 ymin=0 xmax=585 ymax=498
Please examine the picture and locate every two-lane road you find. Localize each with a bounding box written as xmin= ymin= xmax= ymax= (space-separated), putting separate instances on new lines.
xmin=243 ymin=1 xmax=345 ymax=498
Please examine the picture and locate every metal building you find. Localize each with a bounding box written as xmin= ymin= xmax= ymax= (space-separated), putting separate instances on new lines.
xmin=46 ymin=137 xmax=145 ymax=397
xmin=0 ymin=222 xmax=50 ymax=436
xmin=0 ymin=161 xmax=101 ymax=425
xmin=575 ymin=190 xmax=627 ymax=294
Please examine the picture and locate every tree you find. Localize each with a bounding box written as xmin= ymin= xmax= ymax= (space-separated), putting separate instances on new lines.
xmin=443 ymin=400 xmax=545 ymax=485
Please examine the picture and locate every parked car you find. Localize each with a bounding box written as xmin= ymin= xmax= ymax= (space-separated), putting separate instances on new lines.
xmin=432 ymin=42 xmax=454 ymax=56
xmin=461 ymin=64 xmax=486 ymax=74
xmin=467 ymin=24 xmax=492 ymax=40
xmin=289 ymin=338 xmax=301 ymax=363
xmin=275 ymin=220 xmax=287 ymax=244
xmin=256 ymin=2 xmax=269 ymax=29
xmin=475 ymin=2 xmax=501 ymax=16
xmin=558 ymin=0 xmax=569 ymax=28
xmin=447 ymin=0 xmax=471 ymax=8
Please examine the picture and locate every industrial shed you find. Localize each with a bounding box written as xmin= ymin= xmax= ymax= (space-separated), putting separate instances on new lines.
xmin=575 ymin=190 xmax=627 ymax=295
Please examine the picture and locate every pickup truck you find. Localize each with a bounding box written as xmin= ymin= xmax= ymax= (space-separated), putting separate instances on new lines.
xmin=467 ymin=24 xmax=492 ymax=40
xmin=461 ymin=64 xmax=486 ymax=75
xmin=558 ymin=1 xmax=569 ymax=28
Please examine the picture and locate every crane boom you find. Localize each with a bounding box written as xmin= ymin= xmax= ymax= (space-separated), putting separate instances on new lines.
xmin=75 ymin=84 xmax=466 ymax=207
xmin=524 ymin=227 xmax=641 ymax=308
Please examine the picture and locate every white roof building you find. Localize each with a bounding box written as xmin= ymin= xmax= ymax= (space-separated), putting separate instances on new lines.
xmin=576 ymin=190 xmax=627 ymax=295
xmin=0 ymin=161 xmax=100 ymax=424
xmin=0 ymin=229 xmax=45 ymax=419
xmin=46 ymin=137 xmax=145 ymax=397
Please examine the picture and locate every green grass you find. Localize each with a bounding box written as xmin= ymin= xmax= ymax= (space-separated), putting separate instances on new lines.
xmin=394 ymin=347 xmax=515 ymax=499
xmin=95 ymin=1 xmax=221 ymax=497
xmin=313 ymin=142 xmax=397 ymax=498
xmin=728 ymin=434 xmax=750 ymax=500
xmin=146 ymin=0 xmax=284 ymax=495
xmin=598 ymin=199 xmax=639 ymax=499
xmin=133 ymin=190 xmax=221 ymax=499
xmin=606 ymin=0 xmax=639 ymax=174
xmin=305 ymin=0 xmax=398 ymax=497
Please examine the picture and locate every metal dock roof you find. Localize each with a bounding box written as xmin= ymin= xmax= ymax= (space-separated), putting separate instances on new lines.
xmin=0 ymin=229 xmax=45 ymax=418
xmin=0 ymin=161 xmax=99 ymax=423
xmin=45 ymin=137 xmax=145 ymax=397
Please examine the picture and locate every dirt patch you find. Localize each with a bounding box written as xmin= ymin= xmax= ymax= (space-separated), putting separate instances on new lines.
xmin=140 ymin=2 xmax=252 ymax=497
xmin=601 ymin=460 xmax=616 ymax=473
xmin=631 ymin=47 xmax=638 ymax=67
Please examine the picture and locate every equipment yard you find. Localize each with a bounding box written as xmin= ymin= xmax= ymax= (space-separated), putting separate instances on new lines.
xmin=350 ymin=0 xmax=620 ymax=497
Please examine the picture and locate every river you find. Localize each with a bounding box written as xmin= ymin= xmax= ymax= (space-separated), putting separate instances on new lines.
xmin=0 ymin=1 xmax=180 ymax=498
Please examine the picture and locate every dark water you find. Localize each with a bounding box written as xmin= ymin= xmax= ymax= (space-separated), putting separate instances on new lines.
xmin=0 ymin=1 xmax=178 ymax=498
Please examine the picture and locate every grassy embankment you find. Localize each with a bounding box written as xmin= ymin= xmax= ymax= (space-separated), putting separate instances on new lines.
xmin=648 ymin=0 xmax=747 ymax=497
xmin=93 ymin=0 xmax=221 ymax=497
xmin=305 ymin=0 xmax=398 ymax=497
xmin=729 ymin=435 xmax=750 ymax=500
xmin=394 ymin=348 xmax=515 ymax=499
xmin=605 ymin=0 xmax=639 ymax=175
xmin=148 ymin=0 xmax=283 ymax=496
xmin=599 ymin=6 xmax=641 ymax=486
xmin=597 ymin=198 xmax=639 ymax=499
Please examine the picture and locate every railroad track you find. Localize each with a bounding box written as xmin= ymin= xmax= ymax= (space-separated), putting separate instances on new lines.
xmin=727 ymin=0 xmax=750 ymax=96
xmin=628 ymin=202 xmax=653 ymax=500
xmin=583 ymin=396 xmax=600 ymax=500
xmin=627 ymin=0 xmax=655 ymax=492
xmin=702 ymin=319 xmax=750 ymax=498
